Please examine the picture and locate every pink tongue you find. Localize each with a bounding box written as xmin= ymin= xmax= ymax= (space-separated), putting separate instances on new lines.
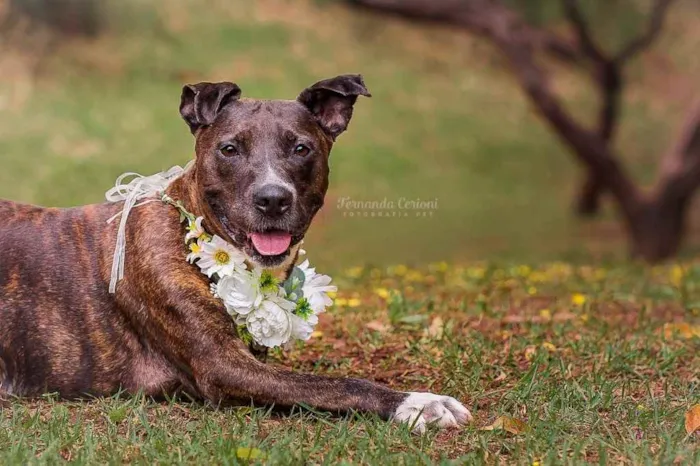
xmin=250 ymin=232 xmax=292 ymax=256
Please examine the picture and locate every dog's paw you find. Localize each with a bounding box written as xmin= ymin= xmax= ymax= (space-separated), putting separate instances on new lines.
xmin=392 ymin=392 xmax=472 ymax=434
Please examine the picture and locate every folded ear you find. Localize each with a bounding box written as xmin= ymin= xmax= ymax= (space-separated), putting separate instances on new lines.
xmin=179 ymin=82 xmax=242 ymax=134
xmin=297 ymin=74 xmax=371 ymax=140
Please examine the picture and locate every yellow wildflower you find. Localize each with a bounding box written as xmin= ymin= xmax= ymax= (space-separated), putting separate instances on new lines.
xmin=429 ymin=261 xmax=449 ymax=273
xmin=374 ymin=288 xmax=390 ymax=299
xmin=347 ymin=298 xmax=362 ymax=308
xmin=671 ymin=265 xmax=684 ymax=287
xmin=571 ymin=293 xmax=587 ymax=306
xmin=335 ymin=298 xmax=348 ymax=307
xmin=406 ymin=270 xmax=424 ymax=282
xmin=345 ymin=266 xmax=363 ymax=279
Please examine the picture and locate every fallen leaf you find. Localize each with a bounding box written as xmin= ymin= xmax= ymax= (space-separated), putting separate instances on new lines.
xmin=542 ymin=342 xmax=557 ymax=352
xmin=366 ymin=320 xmax=391 ymax=334
xmin=524 ymin=346 xmax=537 ymax=361
xmin=493 ymin=371 xmax=507 ymax=382
xmin=332 ymin=340 xmax=347 ymax=350
xmin=685 ymin=404 xmax=700 ymax=435
xmin=502 ymin=315 xmax=527 ymax=324
xmin=427 ymin=317 xmax=445 ymax=339
xmin=236 ymin=447 xmax=266 ymax=460
xmin=480 ymin=416 xmax=529 ymax=434
xmin=662 ymin=323 xmax=700 ymax=340
xmin=398 ymin=314 xmax=428 ymax=325
xmin=552 ymin=311 xmax=577 ymax=322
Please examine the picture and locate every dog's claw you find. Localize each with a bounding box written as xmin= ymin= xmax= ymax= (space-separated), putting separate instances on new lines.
xmin=392 ymin=392 xmax=472 ymax=434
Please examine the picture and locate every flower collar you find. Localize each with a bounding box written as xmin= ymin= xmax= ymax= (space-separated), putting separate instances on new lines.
xmin=106 ymin=165 xmax=336 ymax=348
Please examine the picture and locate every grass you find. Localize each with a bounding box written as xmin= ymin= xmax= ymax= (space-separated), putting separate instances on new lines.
xmin=1 ymin=262 xmax=699 ymax=464
xmin=1 ymin=0 xmax=700 ymax=268
xmin=1 ymin=1 xmax=699 ymax=464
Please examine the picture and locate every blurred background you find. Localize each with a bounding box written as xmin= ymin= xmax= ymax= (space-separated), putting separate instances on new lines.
xmin=1 ymin=0 xmax=699 ymax=270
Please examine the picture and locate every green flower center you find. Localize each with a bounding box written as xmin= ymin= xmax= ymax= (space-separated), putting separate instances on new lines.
xmin=260 ymin=271 xmax=279 ymax=294
xmin=294 ymin=297 xmax=313 ymax=320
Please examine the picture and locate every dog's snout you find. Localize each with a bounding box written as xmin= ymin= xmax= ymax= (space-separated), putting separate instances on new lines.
xmin=253 ymin=185 xmax=293 ymax=217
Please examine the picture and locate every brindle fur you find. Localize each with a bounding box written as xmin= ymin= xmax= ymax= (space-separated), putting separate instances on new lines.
xmin=0 ymin=75 xmax=408 ymax=418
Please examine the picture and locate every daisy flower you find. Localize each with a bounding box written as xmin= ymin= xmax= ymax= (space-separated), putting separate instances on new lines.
xmin=185 ymin=216 xmax=208 ymax=242
xmin=196 ymin=235 xmax=246 ymax=278
xmin=298 ymin=259 xmax=337 ymax=314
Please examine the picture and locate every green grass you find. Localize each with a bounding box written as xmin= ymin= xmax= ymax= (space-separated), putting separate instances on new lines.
xmin=1 ymin=0 xmax=699 ymax=268
xmin=1 ymin=1 xmax=699 ymax=464
xmin=1 ymin=262 xmax=698 ymax=464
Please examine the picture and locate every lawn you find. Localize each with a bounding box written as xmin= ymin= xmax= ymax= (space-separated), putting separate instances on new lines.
xmin=1 ymin=0 xmax=699 ymax=464
xmin=1 ymin=262 xmax=698 ymax=464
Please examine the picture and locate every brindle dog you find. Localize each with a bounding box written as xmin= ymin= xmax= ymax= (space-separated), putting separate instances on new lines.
xmin=0 ymin=75 xmax=471 ymax=432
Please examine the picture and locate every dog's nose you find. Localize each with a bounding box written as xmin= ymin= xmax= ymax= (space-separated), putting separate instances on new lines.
xmin=253 ymin=185 xmax=293 ymax=217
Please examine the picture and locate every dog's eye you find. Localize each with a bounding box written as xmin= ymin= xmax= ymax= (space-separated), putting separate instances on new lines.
xmin=220 ymin=144 xmax=238 ymax=157
xmin=294 ymin=144 xmax=310 ymax=157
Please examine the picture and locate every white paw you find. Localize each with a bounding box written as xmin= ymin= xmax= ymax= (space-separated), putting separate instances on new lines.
xmin=392 ymin=392 xmax=472 ymax=434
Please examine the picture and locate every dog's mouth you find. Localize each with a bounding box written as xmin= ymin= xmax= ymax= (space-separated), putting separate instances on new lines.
xmin=217 ymin=214 xmax=302 ymax=267
xmin=248 ymin=230 xmax=292 ymax=256
xmin=244 ymin=229 xmax=305 ymax=268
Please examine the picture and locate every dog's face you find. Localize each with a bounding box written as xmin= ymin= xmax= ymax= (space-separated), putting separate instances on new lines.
xmin=179 ymin=75 xmax=370 ymax=268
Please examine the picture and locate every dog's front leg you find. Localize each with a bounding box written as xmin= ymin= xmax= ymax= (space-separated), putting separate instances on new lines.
xmin=142 ymin=286 xmax=471 ymax=433
xmin=194 ymin=345 xmax=472 ymax=433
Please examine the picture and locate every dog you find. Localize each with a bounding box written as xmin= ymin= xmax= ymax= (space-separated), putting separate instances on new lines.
xmin=0 ymin=75 xmax=471 ymax=433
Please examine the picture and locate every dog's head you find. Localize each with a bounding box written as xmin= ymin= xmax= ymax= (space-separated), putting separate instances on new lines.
xmin=180 ymin=74 xmax=370 ymax=269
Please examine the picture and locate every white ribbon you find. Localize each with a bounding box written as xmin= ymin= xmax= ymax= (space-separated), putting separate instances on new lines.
xmin=105 ymin=161 xmax=194 ymax=293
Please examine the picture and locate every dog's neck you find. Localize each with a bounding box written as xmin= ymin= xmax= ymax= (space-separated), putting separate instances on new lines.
xmin=164 ymin=166 xmax=221 ymax=238
xmin=163 ymin=165 xmax=300 ymax=279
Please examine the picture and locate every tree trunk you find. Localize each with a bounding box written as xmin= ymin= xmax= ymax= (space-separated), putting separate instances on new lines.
xmin=575 ymin=62 xmax=623 ymax=216
xmin=576 ymin=174 xmax=605 ymax=214
xmin=627 ymin=197 xmax=688 ymax=262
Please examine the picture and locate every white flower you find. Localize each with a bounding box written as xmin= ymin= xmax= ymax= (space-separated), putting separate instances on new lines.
xmin=290 ymin=313 xmax=318 ymax=341
xmin=246 ymin=295 xmax=294 ymax=347
xmin=217 ymin=269 xmax=263 ymax=316
xmin=196 ymin=235 xmax=246 ymax=278
xmin=298 ymin=259 xmax=337 ymax=314
xmin=185 ymin=216 xmax=206 ymax=242
xmin=186 ymin=239 xmax=207 ymax=264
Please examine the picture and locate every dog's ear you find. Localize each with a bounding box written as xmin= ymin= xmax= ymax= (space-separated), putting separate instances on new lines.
xmin=297 ymin=74 xmax=371 ymax=140
xmin=179 ymin=82 xmax=242 ymax=134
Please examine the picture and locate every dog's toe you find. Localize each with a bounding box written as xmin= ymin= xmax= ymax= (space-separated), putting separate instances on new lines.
xmin=392 ymin=392 xmax=472 ymax=433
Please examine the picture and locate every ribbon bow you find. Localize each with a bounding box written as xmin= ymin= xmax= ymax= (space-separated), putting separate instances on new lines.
xmin=105 ymin=161 xmax=193 ymax=293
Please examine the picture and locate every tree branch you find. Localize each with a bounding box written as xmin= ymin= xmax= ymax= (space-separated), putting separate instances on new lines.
xmin=561 ymin=0 xmax=607 ymax=64
xmin=615 ymin=0 xmax=676 ymax=64
xmin=495 ymin=41 xmax=641 ymax=217
xmin=347 ymin=0 xmax=583 ymax=64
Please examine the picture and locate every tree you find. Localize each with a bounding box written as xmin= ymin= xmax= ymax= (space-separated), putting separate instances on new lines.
xmin=348 ymin=0 xmax=699 ymax=262
xmin=3 ymin=0 xmax=101 ymax=37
